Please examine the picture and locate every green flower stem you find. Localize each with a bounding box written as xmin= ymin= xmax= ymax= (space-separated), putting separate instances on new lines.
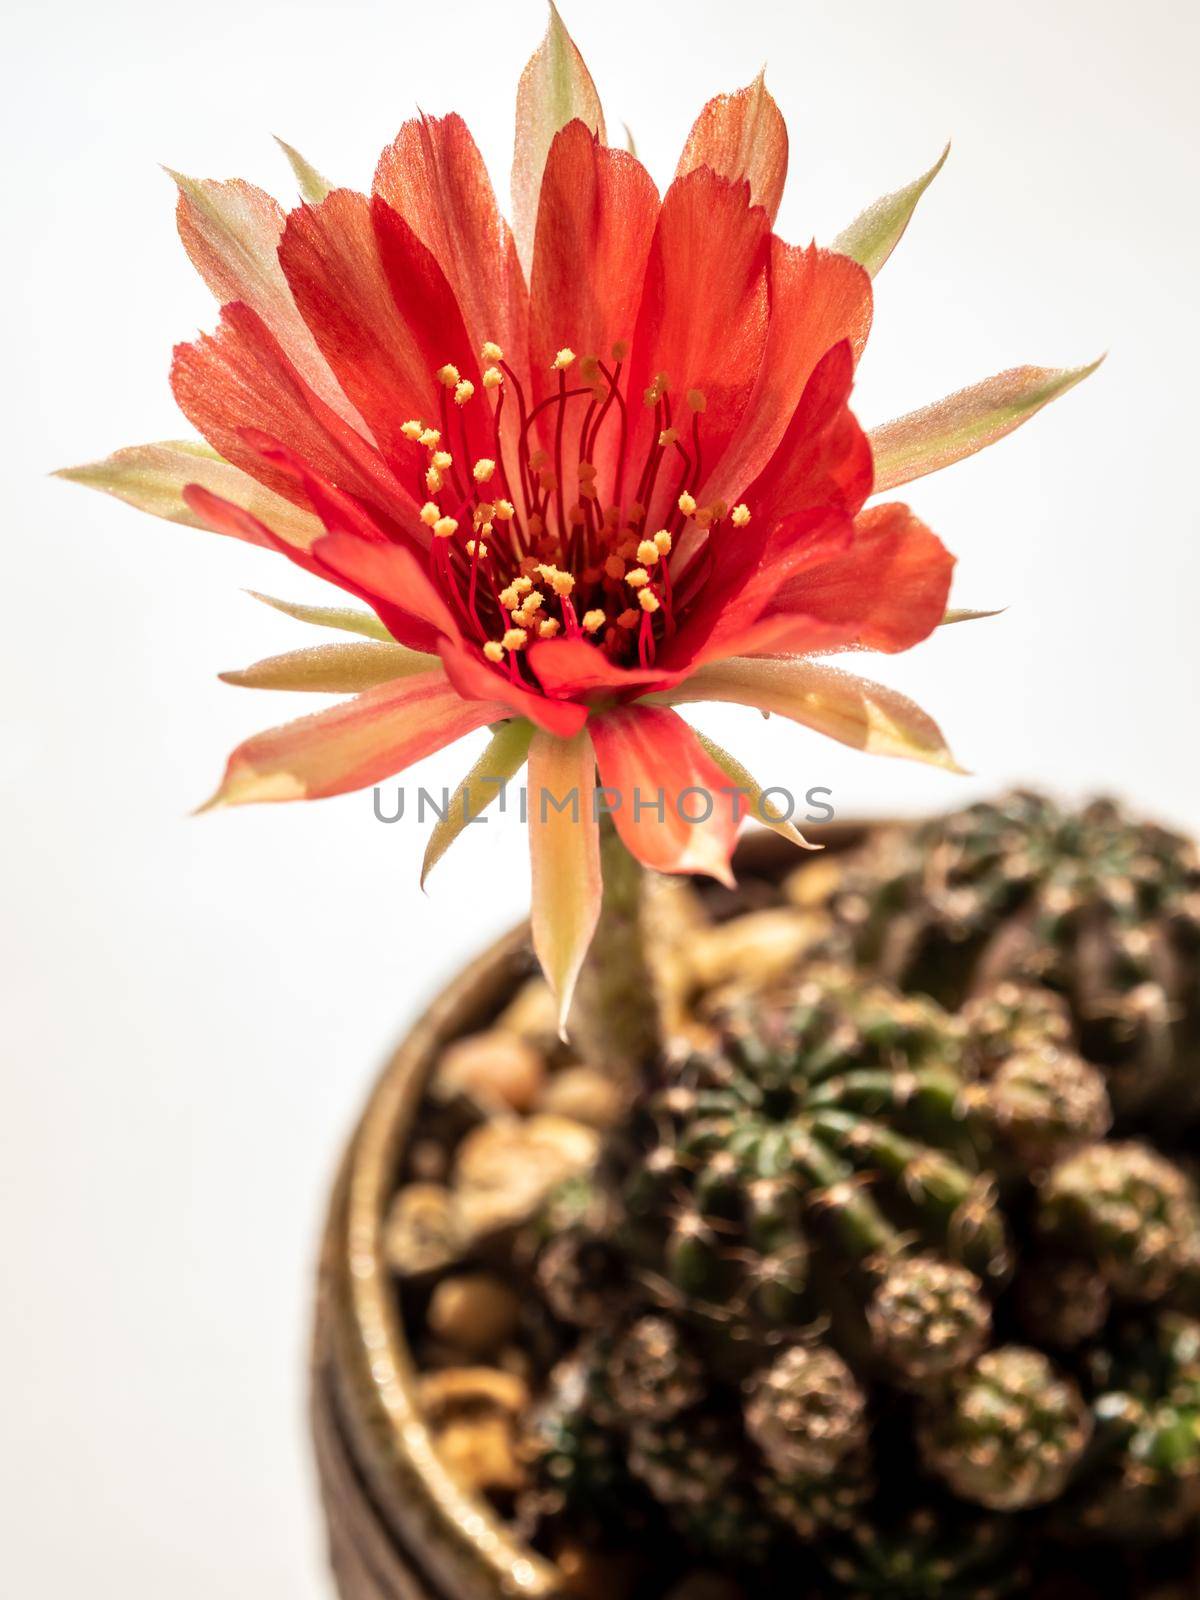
xmin=568 ymin=816 xmax=660 ymax=1086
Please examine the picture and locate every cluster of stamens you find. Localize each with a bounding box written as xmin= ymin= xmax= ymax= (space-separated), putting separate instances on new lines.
xmin=399 ymin=339 xmax=751 ymax=681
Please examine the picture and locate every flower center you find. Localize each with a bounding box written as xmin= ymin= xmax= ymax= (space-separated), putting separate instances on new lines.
xmin=401 ymin=341 xmax=750 ymax=686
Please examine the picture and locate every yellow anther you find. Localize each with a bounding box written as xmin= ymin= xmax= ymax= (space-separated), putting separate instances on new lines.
xmin=582 ymin=609 xmax=606 ymax=635
xmin=419 ymin=427 xmax=441 ymax=448
xmin=580 ymin=356 xmax=600 ymax=383
xmin=433 ymin=516 xmax=458 ymax=540
xmin=638 ymin=589 xmax=661 ymax=613
xmin=552 ymin=348 xmax=576 ymax=370
xmin=518 ymin=590 xmax=546 ymax=617
xmin=611 ymin=339 xmax=629 ymax=361
xmin=481 ymin=341 xmax=504 ymax=363
xmin=466 ymin=539 xmax=489 ymax=558
xmin=482 ymin=365 xmax=504 ymax=389
xmin=493 ymin=499 xmax=515 ymax=521
xmin=658 ymin=427 xmax=679 ymax=448
xmin=401 ymin=419 xmax=424 ymax=441
xmin=603 ymin=554 xmax=626 ymax=582
xmin=473 ymin=458 xmax=496 ymax=483
xmin=473 ymin=502 xmax=494 ymax=526
xmin=419 ymin=502 xmax=440 ymax=527
xmin=653 ymin=529 xmax=673 ymax=554
xmin=483 ymin=640 xmax=505 ymax=663
xmin=693 ymin=506 xmax=714 ymax=530
xmin=500 ymin=576 xmax=534 ymax=611
xmin=502 ymin=627 xmax=527 ymax=652
xmin=617 ymin=608 xmax=640 ymax=629
xmin=731 ymin=503 xmax=751 ymax=527
xmin=425 ymin=466 xmax=443 ymax=493
xmin=678 ymin=491 xmax=698 ymax=517
xmin=431 ymin=450 xmax=453 ymax=471
xmin=687 ymin=388 xmax=707 ymax=412
xmin=437 ymin=364 xmax=460 ymax=387
xmin=536 ymin=564 xmax=576 ymax=598
xmin=454 ymin=380 xmax=475 ymax=405
xmin=637 ymin=540 xmax=660 ymax=566
xmin=538 ymin=618 xmax=562 ymax=639
xmin=625 ymin=567 xmax=650 ymax=589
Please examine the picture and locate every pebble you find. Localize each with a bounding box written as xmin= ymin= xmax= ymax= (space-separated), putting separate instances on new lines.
xmin=688 ymin=908 xmax=823 ymax=993
xmin=494 ymin=976 xmax=563 ymax=1057
xmin=382 ymin=1183 xmax=463 ymax=1277
xmin=783 ymin=854 xmax=850 ymax=909
xmin=430 ymin=1415 xmax=527 ymax=1495
xmin=454 ymin=1115 xmax=600 ymax=1235
xmin=435 ymin=1029 xmax=545 ymax=1112
xmin=426 ymin=1273 xmax=522 ymax=1357
xmin=418 ymin=1365 xmax=530 ymax=1416
xmin=418 ymin=1366 xmax=531 ymax=1495
xmin=537 ymin=1065 xmax=625 ymax=1130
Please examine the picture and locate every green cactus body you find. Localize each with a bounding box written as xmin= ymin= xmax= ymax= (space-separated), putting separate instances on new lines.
xmin=518 ymin=926 xmax=1200 ymax=1588
xmin=621 ymin=967 xmax=1012 ymax=1372
xmin=916 ymin=1346 xmax=1092 ymax=1511
xmin=831 ymin=791 xmax=1200 ymax=1127
xmin=1066 ymin=1313 xmax=1200 ymax=1541
xmin=818 ymin=1507 xmax=1024 ymax=1598
xmin=524 ymin=1343 xmax=632 ymax=1523
xmin=1038 ymin=1141 xmax=1200 ymax=1302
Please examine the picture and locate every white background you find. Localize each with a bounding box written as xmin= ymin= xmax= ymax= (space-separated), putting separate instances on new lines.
xmin=4 ymin=0 xmax=1197 ymax=1593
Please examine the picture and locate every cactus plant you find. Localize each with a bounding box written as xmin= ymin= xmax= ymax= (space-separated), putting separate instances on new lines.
xmin=515 ymin=955 xmax=1200 ymax=1593
xmin=827 ymin=790 xmax=1200 ymax=1129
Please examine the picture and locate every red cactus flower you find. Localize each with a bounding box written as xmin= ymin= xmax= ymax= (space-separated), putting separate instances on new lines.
xmin=61 ymin=7 xmax=1097 ymax=1018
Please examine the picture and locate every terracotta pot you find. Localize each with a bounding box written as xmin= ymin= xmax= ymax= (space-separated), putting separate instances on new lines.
xmin=310 ymin=828 xmax=864 ymax=1600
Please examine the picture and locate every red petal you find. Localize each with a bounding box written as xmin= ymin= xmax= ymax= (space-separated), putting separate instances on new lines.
xmin=625 ymin=167 xmax=770 ymax=527
xmin=527 ymin=636 xmax=683 ymax=701
xmin=437 ymin=640 xmax=588 ymax=738
xmin=374 ymin=114 xmax=529 ymax=392
xmin=201 ymin=671 xmax=503 ymax=806
xmin=589 ymin=705 xmax=739 ymax=884
xmin=529 ymin=122 xmax=659 ymax=488
xmin=172 ymin=175 xmax=363 ymax=433
xmin=278 ymin=190 xmax=484 ymax=474
xmin=171 ymin=301 xmax=404 ymax=516
xmin=675 ymin=75 xmax=788 ymax=224
xmin=703 ymin=241 xmax=873 ymax=509
xmin=661 ymin=505 xmax=853 ymax=671
xmin=745 ymin=339 xmax=873 ymax=527
xmin=310 ymin=529 xmax=461 ymax=654
xmin=752 ymin=502 xmax=955 ymax=656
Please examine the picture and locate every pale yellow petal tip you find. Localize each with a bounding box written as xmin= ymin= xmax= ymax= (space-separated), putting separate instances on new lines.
xmin=1072 ymin=353 xmax=1107 ymax=384
xmin=941 ymin=605 xmax=1008 ymax=626
xmin=194 ymin=767 xmax=307 ymax=813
